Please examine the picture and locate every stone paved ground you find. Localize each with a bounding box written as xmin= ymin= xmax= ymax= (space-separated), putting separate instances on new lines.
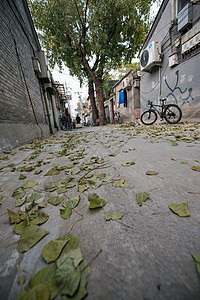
xmin=0 ymin=122 xmax=200 ymax=300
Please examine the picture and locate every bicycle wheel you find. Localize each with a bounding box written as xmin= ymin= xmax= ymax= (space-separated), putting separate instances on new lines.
xmin=140 ymin=110 xmax=157 ymax=125
xmin=164 ymin=104 xmax=182 ymax=124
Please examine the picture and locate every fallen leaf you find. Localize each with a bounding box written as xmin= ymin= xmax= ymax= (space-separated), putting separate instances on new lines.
xmin=19 ymin=174 xmax=27 ymax=180
xmin=26 ymin=193 xmax=43 ymax=203
xmin=48 ymin=196 xmax=63 ymax=205
xmin=30 ymin=211 xmax=49 ymax=225
xmin=15 ymin=284 xmax=50 ymax=300
xmin=63 ymin=196 xmax=80 ymax=209
xmin=57 ymin=187 xmax=67 ymax=195
xmin=17 ymin=224 xmax=49 ymax=252
xmin=108 ymin=152 xmax=119 ymax=156
xmin=78 ymin=183 xmax=89 ymax=193
xmin=89 ymin=196 xmax=106 ymax=209
xmin=44 ymin=168 xmax=60 ymax=176
xmin=122 ymin=161 xmax=135 ymax=167
xmin=136 ymin=192 xmax=150 ymax=206
xmin=42 ymin=239 xmax=69 ymax=263
xmin=8 ymin=209 xmax=24 ymax=224
xmin=169 ymin=201 xmax=190 ymax=217
xmin=192 ymin=166 xmax=200 ymax=172
xmin=103 ymin=176 xmax=113 ymax=183
xmin=12 ymin=187 xmax=25 ymax=199
xmin=106 ymin=210 xmax=123 ymax=221
xmin=22 ymin=181 xmax=38 ymax=189
xmin=146 ymin=170 xmax=159 ymax=175
xmin=191 ymin=253 xmax=200 ymax=277
xmin=44 ymin=182 xmax=59 ymax=192
xmin=55 ymin=258 xmax=81 ymax=296
xmin=15 ymin=198 xmax=26 ymax=207
xmin=60 ymin=208 xmax=72 ymax=219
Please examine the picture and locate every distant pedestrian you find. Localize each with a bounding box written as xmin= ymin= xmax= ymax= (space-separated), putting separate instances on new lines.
xmin=76 ymin=114 xmax=81 ymax=124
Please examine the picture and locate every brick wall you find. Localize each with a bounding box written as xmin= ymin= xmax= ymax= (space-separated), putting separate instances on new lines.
xmin=0 ymin=0 xmax=48 ymax=124
xmin=0 ymin=0 xmax=49 ymax=150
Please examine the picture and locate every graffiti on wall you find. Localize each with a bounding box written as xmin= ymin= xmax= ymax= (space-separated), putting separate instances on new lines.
xmin=164 ymin=70 xmax=194 ymax=106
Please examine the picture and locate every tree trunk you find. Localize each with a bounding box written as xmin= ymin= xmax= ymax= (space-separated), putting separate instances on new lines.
xmin=94 ymin=77 xmax=106 ymax=125
xmin=88 ymin=79 xmax=98 ymax=124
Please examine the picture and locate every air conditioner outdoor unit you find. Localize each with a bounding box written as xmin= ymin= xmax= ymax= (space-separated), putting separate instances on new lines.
xmin=140 ymin=41 xmax=162 ymax=72
xmin=32 ymin=57 xmax=41 ymax=73
xmin=122 ymin=78 xmax=132 ymax=89
xmin=34 ymin=50 xmax=51 ymax=83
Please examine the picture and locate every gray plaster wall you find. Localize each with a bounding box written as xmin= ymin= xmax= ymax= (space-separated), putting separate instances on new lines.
xmin=112 ymin=69 xmax=140 ymax=122
xmin=140 ymin=0 xmax=200 ymax=121
xmin=0 ymin=0 xmax=49 ymax=150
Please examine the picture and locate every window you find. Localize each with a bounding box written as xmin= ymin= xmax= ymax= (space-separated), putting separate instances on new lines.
xmin=178 ymin=0 xmax=190 ymax=12
xmin=119 ymin=90 xmax=128 ymax=108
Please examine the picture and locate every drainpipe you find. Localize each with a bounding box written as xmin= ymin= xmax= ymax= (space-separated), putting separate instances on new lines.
xmin=43 ymin=85 xmax=54 ymax=134
xmin=158 ymin=66 xmax=162 ymax=103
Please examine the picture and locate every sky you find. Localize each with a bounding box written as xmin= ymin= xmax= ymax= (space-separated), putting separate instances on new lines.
xmin=51 ymin=2 xmax=161 ymax=117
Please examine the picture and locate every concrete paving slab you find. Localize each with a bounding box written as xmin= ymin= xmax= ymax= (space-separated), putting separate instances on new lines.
xmin=0 ymin=123 xmax=200 ymax=300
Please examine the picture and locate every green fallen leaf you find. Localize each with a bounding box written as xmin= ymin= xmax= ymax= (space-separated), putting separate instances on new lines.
xmin=12 ymin=187 xmax=25 ymax=199
xmin=191 ymin=253 xmax=200 ymax=277
xmin=55 ymin=258 xmax=81 ymax=296
xmin=146 ymin=170 xmax=158 ymax=175
xmin=103 ymin=176 xmax=113 ymax=183
xmin=57 ymin=187 xmax=67 ymax=195
xmin=28 ymin=264 xmax=57 ymax=291
xmin=26 ymin=193 xmax=43 ymax=203
xmin=22 ymin=181 xmax=38 ymax=189
xmin=169 ymin=201 xmax=190 ymax=217
xmin=30 ymin=211 xmax=49 ymax=225
xmin=45 ymin=182 xmax=59 ymax=192
xmin=57 ymin=234 xmax=79 ymax=256
xmin=108 ymin=152 xmax=119 ymax=156
xmin=122 ymin=161 xmax=135 ymax=167
xmin=106 ymin=210 xmax=123 ymax=221
xmin=17 ymin=224 xmax=49 ymax=253
xmin=14 ymin=217 xmax=29 ymax=235
xmin=0 ymin=195 xmax=3 ymax=205
xmin=56 ymin=248 xmax=83 ymax=268
xmin=15 ymin=197 xmax=26 ymax=207
xmin=42 ymin=239 xmax=69 ymax=263
xmin=34 ymin=169 xmax=43 ymax=175
xmin=48 ymin=196 xmax=63 ymax=205
xmin=113 ymin=179 xmax=130 ymax=188
xmin=192 ymin=166 xmax=200 ymax=172
xmin=16 ymin=284 xmax=50 ymax=300
xmin=180 ymin=161 xmax=188 ymax=164
xmin=24 ymin=166 xmax=35 ymax=172
xmin=78 ymin=183 xmax=89 ymax=193
xmin=7 ymin=209 xmax=24 ymax=224
xmin=19 ymin=174 xmax=27 ymax=180
xmin=136 ymin=192 xmax=150 ymax=206
xmin=89 ymin=197 xmax=106 ymax=209
xmin=65 ymin=182 xmax=76 ymax=189
xmin=191 ymin=253 xmax=200 ymax=264
xmin=44 ymin=168 xmax=60 ymax=176
xmin=63 ymin=196 xmax=80 ymax=209
xmin=171 ymin=142 xmax=178 ymax=146
xmin=70 ymin=168 xmax=80 ymax=175
xmin=60 ymin=208 xmax=72 ymax=219
xmin=88 ymin=178 xmax=102 ymax=189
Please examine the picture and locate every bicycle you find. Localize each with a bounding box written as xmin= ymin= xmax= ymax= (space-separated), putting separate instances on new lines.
xmin=59 ymin=113 xmax=72 ymax=131
xmin=140 ymin=98 xmax=182 ymax=125
xmin=114 ymin=112 xmax=122 ymax=124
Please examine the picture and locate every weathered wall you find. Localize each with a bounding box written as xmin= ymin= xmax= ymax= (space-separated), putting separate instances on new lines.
xmin=0 ymin=0 xmax=49 ymax=150
xmin=112 ymin=69 xmax=140 ymax=123
xmin=140 ymin=0 xmax=200 ymax=121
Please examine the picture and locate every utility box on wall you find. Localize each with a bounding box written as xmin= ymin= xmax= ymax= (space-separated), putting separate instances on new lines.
xmin=178 ymin=3 xmax=193 ymax=32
